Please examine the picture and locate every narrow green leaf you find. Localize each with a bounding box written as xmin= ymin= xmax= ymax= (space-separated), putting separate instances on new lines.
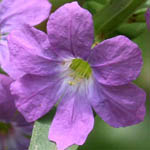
xmin=0 ymin=67 xmax=6 ymax=74
xmin=83 ymin=1 xmax=104 ymax=15
xmin=29 ymin=108 xmax=78 ymax=150
xmin=127 ymin=8 xmax=147 ymax=23
xmin=86 ymin=0 xmax=110 ymax=5
xmin=49 ymin=0 xmax=86 ymax=11
xmin=49 ymin=0 xmax=74 ymax=11
xmin=94 ymin=0 xmax=146 ymax=38
xmin=145 ymin=0 xmax=150 ymax=7
xmin=116 ymin=23 xmax=146 ymax=39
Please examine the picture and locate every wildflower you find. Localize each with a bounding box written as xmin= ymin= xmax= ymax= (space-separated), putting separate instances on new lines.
xmin=0 ymin=0 xmax=51 ymax=79
xmin=145 ymin=8 xmax=150 ymax=30
xmin=0 ymin=74 xmax=33 ymax=150
xmin=8 ymin=2 xmax=146 ymax=150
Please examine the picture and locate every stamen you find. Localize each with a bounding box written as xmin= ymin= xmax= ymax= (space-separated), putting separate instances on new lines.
xmin=68 ymin=59 xmax=92 ymax=85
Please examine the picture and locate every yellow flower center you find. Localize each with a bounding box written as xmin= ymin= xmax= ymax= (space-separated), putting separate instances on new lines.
xmin=68 ymin=59 xmax=92 ymax=85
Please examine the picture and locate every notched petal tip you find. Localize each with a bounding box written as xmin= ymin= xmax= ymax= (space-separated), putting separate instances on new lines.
xmin=48 ymin=92 xmax=94 ymax=150
xmin=47 ymin=1 xmax=94 ymax=60
xmin=90 ymin=81 xmax=146 ymax=128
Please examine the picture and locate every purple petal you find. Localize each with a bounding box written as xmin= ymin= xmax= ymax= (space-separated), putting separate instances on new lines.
xmin=145 ymin=8 xmax=150 ymax=30
xmin=0 ymin=73 xmax=12 ymax=85
xmin=11 ymin=117 xmax=33 ymax=150
xmin=12 ymin=111 xmax=33 ymax=128
xmin=89 ymin=35 xmax=143 ymax=86
xmin=0 ymin=129 xmax=31 ymax=150
xmin=11 ymin=74 xmax=65 ymax=122
xmin=0 ymin=74 xmax=33 ymax=150
xmin=7 ymin=25 xmax=61 ymax=78
xmin=47 ymin=2 xmax=94 ymax=60
xmin=14 ymin=136 xmax=31 ymax=150
xmin=0 ymin=0 xmax=51 ymax=34
xmin=0 ymin=44 xmax=25 ymax=79
xmin=0 ymin=74 xmax=16 ymax=121
xmin=49 ymin=91 xmax=94 ymax=150
xmin=0 ymin=118 xmax=33 ymax=150
xmin=0 ymin=41 xmax=8 ymax=65
xmin=0 ymin=0 xmax=51 ymax=79
xmin=89 ymin=81 xmax=146 ymax=128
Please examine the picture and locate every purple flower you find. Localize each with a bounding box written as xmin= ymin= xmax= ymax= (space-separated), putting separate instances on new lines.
xmin=0 ymin=0 xmax=51 ymax=79
xmin=145 ymin=8 xmax=150 ymax=30
xmin=0 ymin=74 xmax=33 ymax=150
xmin=7 ymin=2 xmax=146 ymax=150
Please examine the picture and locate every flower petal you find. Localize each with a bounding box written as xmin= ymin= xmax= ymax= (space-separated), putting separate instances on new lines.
xmin=0 ymin=44 xmax=25 ymax=79
xmin=0 ymin=0 xmax=51 ymax=79
xmin=0 ymin=75 xmax=33 ymax=150
xmin=89 ymin=35 xmax=143 ymax=86
xmin=1 ymin=131 xmax=31 ymax=150
xmin=7 ymin=25 xmax=60 ymax=78
xmin=89 ymin=81 xmax=146 ymax=128
xmin=12 ymin=118 xmax=33 ymax=150
xmin=11 ymin=74 xmax=65 ymax=122
xmin=0 ymin=74 xmax=16 ymax=121
xmin=49 ymin=90 xmax=94 ymax=150
xmin=47 ymin=2 xmax=94 ymax=60
xmin=1 ymin=116 xmax=33 ymax=150
xmin=0 ymin=0 xmax=51 ymax=34
xmin=145 ymin=8 xmax=150 ymax=30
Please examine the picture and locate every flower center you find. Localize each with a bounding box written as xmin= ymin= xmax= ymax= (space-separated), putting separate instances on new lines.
xmin=0 ymin=122 xmax=13 ymax=135
xmin=68 ymin=59 xmax=92 ymax=85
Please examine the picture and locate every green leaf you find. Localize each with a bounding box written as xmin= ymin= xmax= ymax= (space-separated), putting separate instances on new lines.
xmin=49 ymin=0 xmax=86 ymax=11
xmin=116 ymin=22 xmax=146 ymax=39
xmin=29 ymin=108 xmax=79 ymax=150
xmin=86 ymin=0 xmax=110 ymax=5
xmin=49 ymin=0 xmax=74 ymax=11
xmin=83 ymin=1 xmax=104 ymax=15
xmin=0 ymin=67 xmax=6 ymax=74
xmin=127 ymin=6 xmax=148 ymax=24
xmin=144 ymin=0 xmax=150 ymax=7
xmin=94 ymin=0 xmax=146 ymax=39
